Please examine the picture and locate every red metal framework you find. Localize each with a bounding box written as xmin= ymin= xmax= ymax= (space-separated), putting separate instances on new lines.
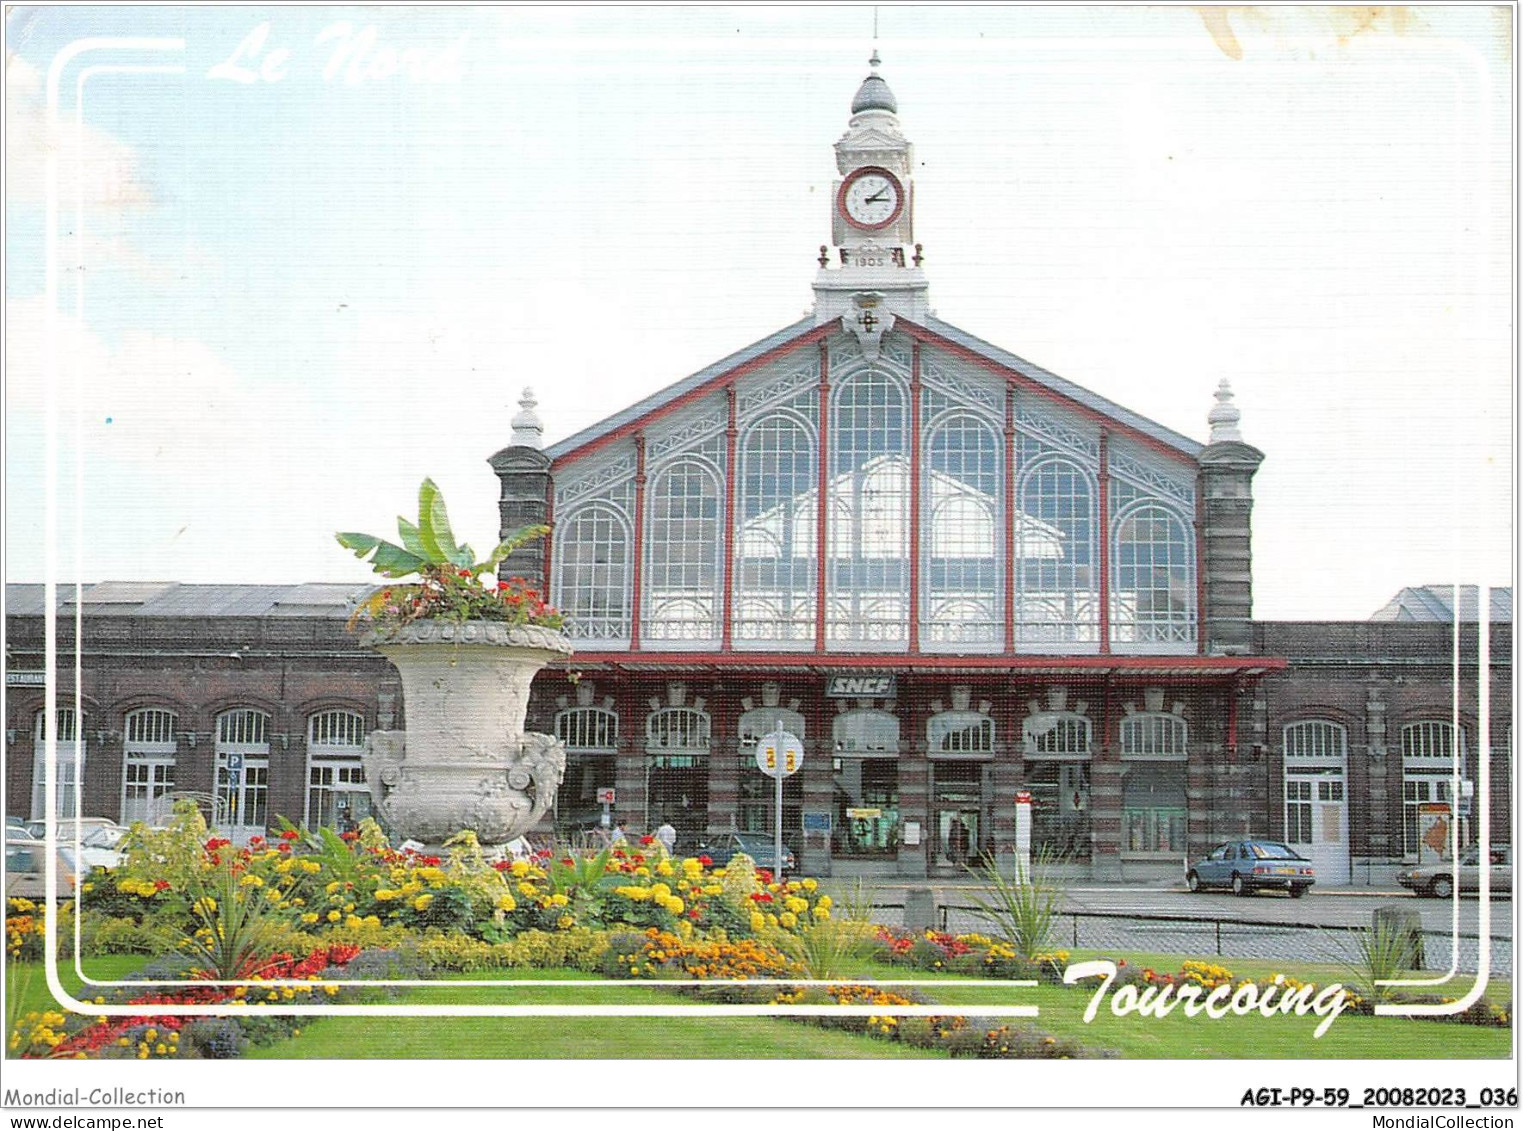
xmin=721 ymin=384 xmax=738 ymax=651
xmin=1098 ymin=429 xmax=1111 ymax=655
xmin=630 ymin=433 xmax=647 ymax=651
xmin=1003 ymin=387 xmax=1017 ymax=655
xmin=908 ymin=342 xmax=923 ymax=653
xmin=815 ymin=340 xmax=830 ymax=653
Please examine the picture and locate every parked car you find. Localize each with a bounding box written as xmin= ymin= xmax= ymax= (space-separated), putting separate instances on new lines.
xmin=4 ymin=839 xmax=81 ymax=900
xmin=1187 ymin=840 xmax=1315 ymax=897
xmin=696 ymin=831 xmax=797 ymax=874
xmin=1397 ymin=845 xmax=1512 ymax=899
xmin=24 ymin=816 xmax=119 ymax=841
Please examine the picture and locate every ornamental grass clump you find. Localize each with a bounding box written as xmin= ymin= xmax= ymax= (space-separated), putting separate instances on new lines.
xmin=964 ymin=849 xmax=1066 ymax=959
xmin=337 ymin=478 xmax=562 ymax=632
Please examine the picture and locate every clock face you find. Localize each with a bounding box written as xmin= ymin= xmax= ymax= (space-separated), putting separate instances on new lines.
xmin=840 ymin=167 xmax=904 ymax=230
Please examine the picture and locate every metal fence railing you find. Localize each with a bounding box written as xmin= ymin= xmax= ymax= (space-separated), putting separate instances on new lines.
xmin=924 ymin=905 xmax=1512 ymax=976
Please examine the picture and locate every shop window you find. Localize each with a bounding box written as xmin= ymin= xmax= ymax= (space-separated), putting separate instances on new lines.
xmin=1401 ymin=721 xmax=1468 ymax=858
xmin=31 ymin=708 xmax=83 ymax=821
xmin=738 ymin=706 xmax=805 ymax=835
xmin=832 ymin=757 xmax=899 ymax=858
xmin=306 ymin=710 xmax=369 ymax=831
xmin=215 ymin=709 xmax=270 ymax=838
xmin=121 ymin=708 xmax=177 ymax=826
xmin=1122 ymin=764 xmax=1187 ymax=854
xmin=553 ymin=705 xmax=619 ymax=837
xmin=646 ymin=705 xmax=710 ymax=846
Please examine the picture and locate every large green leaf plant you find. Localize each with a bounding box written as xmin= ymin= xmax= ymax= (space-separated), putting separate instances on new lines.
xmin=337 ymin=478 xmax=562 ymax=632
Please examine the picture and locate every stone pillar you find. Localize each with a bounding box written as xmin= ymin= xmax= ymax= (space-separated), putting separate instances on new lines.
xmin=1196 ymin=382 xmax=1265 ymax=656
xmin=1364 ymin=684 xmax=1393 ymax=861
xmin=486 ymin=444 xmax=553 ymax=592
xmin=800 ymin=696 xmax=834 ymax=876
xmin=613 ymin=682 xmax=648 ymax=833
xmin=989 ymin=726 xmax=1021 ymax=869
xmin=706 ymin=691 xmax=739 ymax=842
xmin=268 ymin=730 xmax=307 ymax=830
xmin=1090 ymin=686 xmax=1122 ymax=881
xmin=897 ymin=696 xmax=930 ymax=877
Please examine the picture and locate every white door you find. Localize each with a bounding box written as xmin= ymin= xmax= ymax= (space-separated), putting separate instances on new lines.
xmin=1286 ymin=771 xmax=1350 ymax=885
xmin=215 ymin=752 xmax=269 ymax=846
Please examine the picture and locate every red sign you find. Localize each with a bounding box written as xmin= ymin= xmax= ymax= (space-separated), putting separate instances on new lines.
xmin=596 ymin=788 xmax=616 ymax=804
xmin=1015 ymin=791 xmax=1032 ymax=804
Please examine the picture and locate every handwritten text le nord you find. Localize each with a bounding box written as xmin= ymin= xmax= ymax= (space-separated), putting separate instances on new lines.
xmin=208 ymin=23 xmax=468 ymax=86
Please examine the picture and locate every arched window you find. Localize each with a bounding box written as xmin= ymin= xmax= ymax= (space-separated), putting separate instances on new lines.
xmin=1023 ymin=713 xmax=1092 ymax=757
xmin=738 ymin=704 xmax=806 ymax=835
xmin=646 ymin=707 xmax=711 ymax=755
xmin=1016 ymin=457 xmax=1098 ymax=647
xmin=1120 ymin=713 xmax=1189 ymax=758
xmin=1401 ymin=720 xmax=1468 ymax=858
xmin=557 ymin=706 xmax=619 ymax=753
xmin=833 ymin=709 xmax=899 ymax=754
xmin=215 ymin=709 xmax=270 ymax=840
xmin=122 ymin=707 xmax=177 ymax=825
xmin=555 ymin=503 xmax=631 ymax=641
xmin=645 ymin=458 xmax=722 ymax=643
xmin=928 ymin=710 xmax=995 ymax=754
xmin=1112 ymin=502 xmax=1195 ymax=648
xmin=734 ymin=412 xmax=816 ymax=645
xmin=828 ymin=371 xmax=909 ymax=647
xmin=305 ymin=710 xmax=370 ymax=831
xmin=31 ymin=708 xmax=83 ymax=821
xmin=1283 ymin=719 xmax=1348 ymax=763
xmin=925 ymin=412 xmax=1000 ymax=649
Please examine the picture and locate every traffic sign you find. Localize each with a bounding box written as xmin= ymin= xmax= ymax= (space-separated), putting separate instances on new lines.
xmin=596 ymin=787 xmax=616 ymax=804
xmin=755 ymin=730 xmax=804 ymax=778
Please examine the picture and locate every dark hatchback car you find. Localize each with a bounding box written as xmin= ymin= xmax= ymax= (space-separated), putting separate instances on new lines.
xmin=1187 ymin=840 xmax=1315 ymax=898
xmin=696 ymin=831 xmax=797 ymax=874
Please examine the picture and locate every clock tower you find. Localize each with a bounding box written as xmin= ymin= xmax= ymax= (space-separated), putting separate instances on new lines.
xmin=814 ymin=52 xmax=930 ymax=331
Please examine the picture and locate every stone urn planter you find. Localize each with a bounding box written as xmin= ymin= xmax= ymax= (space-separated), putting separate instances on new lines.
xmin=359 ymin=621 xmax=574 ymax=846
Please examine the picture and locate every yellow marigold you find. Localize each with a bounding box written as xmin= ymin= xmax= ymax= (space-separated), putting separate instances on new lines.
xmin=650 ymin=883 xmax=671 ymax=899
xmin=664 ymin=897 xmax=685 ymax=915
xmin=550 ymin=893 xmax=569 ymax=907
xmin=299 ymin=860 xmax=322 ymax=874
xmin=300 ymin=913 xmax=319 ymax=925
xmin=375 ymin=889 xmax=399 ymax=901
xmin=193 ymin=897 xmax=217 ymax=916
xmin=656 ymin=861 xmax=675 ymax=877
xmin=517 ymin=881 xmax=538 ymax=897
xmin=401 ymin=880 xmax=423 ymax=896
xmin=326 ymin=881 xmax=341 ymax=894
xmin=557 ymin=915 xmax=574 ymax=930
xmin=802 ymin=878 xmax=817 ymax=892
xmin=816 ymin=895 xmax=832 ymax=910
xmin=275 ymin=858 xmax=295 ymax=874
xmin=413 ymin=893 xmax=434 ymax=912
xmin=785 ymin=896 xmax=808 ymax=914
xmin=510 ymin=860 xmax=530 ymax=877
xmin=779 ymin=911 xmax=798 ymax=929
xmin=239 ymin=874 xmax=264 ymax=887
xmin=813 ymin=907 xmax=831 ymax=921
xmin=416 ymin=867 xmax=446 ymax=884
xmin=703 ymin=884 xmax=723 ymax=896
xmin=682 ymin=857 xmax=703 ymax=876
xmin=326 ymin=910 xmax=341 ymax=923
xmin=496 ymin=893 xmax=517 ymax=912
xmin=750 ymin=912 xmax=766 ymax=932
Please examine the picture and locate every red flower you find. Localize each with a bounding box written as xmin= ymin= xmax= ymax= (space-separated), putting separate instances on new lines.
xmin=279 ymin=829 xmax=300 ymax=841
xmin=421 ymin=855 xmax=442 ymax=866
xmin=561 ymin=858 xmax=574 ymax=867
xmin=248 ymin=836 xmax=265 ymax=846
xmin=498 ymin=581 xmax=510 ymax=592
xmin=640 ymin=835 xmax=655 ymax=846
xmin=755 ymin=869 xmax=773 ymax=884
xmin=458 ymin=569 xmax=471 ymax=578
xmin=204 ymin=838 xmax=231 ymax=851
xmin=340 ymin=830 xmax=358 ymax=843
xmin=493 ymin=860 xmax=511 ymax=872
xmin=688 ymin=909 xmax=700 ymax=919
xmin=698 ymin=855 xmax=713 ymax=867
xmin=153 ymin=879 xmax=170 ymax=891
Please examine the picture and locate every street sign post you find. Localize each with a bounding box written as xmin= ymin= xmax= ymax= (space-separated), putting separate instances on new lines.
xmin=596 ymin=787 xmax=616 ymax=828
xmin=755 ymin=726 xmax=803 ymax=878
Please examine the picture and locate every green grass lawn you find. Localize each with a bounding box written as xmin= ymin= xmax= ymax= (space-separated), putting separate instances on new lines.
xmin=7 ymin=948 xmax=1512 ymax=1061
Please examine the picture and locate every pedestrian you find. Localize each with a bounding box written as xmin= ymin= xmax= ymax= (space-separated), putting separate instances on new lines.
xmin=655 ymin=817 xmax=677 ymax=856
xmin=607 ymin=819 xmax=629 ymax=846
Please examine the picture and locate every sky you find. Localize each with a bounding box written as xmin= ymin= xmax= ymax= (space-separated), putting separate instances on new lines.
xmin=3 ymin=5 xmax=1513 ymax=620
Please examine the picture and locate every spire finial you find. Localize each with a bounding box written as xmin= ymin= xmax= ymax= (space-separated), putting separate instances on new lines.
xmin=1207 ymin=378 xmax=1243 ymax=444
xmin=510 ymin=386 xmax=544 ymax=449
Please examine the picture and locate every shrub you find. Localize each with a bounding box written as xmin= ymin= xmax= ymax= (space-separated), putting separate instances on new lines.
xmin=179 ymin=1018 xmax=247 ymax=1060
xmin=79 ymin=914 xmax=168 ymax=955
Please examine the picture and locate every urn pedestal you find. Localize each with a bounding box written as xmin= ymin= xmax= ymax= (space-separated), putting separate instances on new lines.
xmin=360 ymin=621 xmax=573 ymax=845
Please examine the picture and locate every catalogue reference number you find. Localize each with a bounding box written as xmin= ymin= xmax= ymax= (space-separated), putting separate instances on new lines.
xmin=1241 ymin=1087 xmax=1518 ymax=1108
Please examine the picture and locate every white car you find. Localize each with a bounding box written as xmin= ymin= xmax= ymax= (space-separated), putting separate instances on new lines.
xmin=1397 ymin=845 xmax=1512 ymax=899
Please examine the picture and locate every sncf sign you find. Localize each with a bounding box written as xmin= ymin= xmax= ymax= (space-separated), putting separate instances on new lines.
xmin=825 ymin=675 xmax=896 ymax=698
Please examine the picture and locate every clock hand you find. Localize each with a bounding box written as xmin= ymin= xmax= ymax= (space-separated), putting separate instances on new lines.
xmin=864 ymin=190 xmax=889 ymax=203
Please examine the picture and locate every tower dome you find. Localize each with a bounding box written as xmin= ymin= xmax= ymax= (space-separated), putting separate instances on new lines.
xmin=851 ymin=50 xmax=898 ymax=114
